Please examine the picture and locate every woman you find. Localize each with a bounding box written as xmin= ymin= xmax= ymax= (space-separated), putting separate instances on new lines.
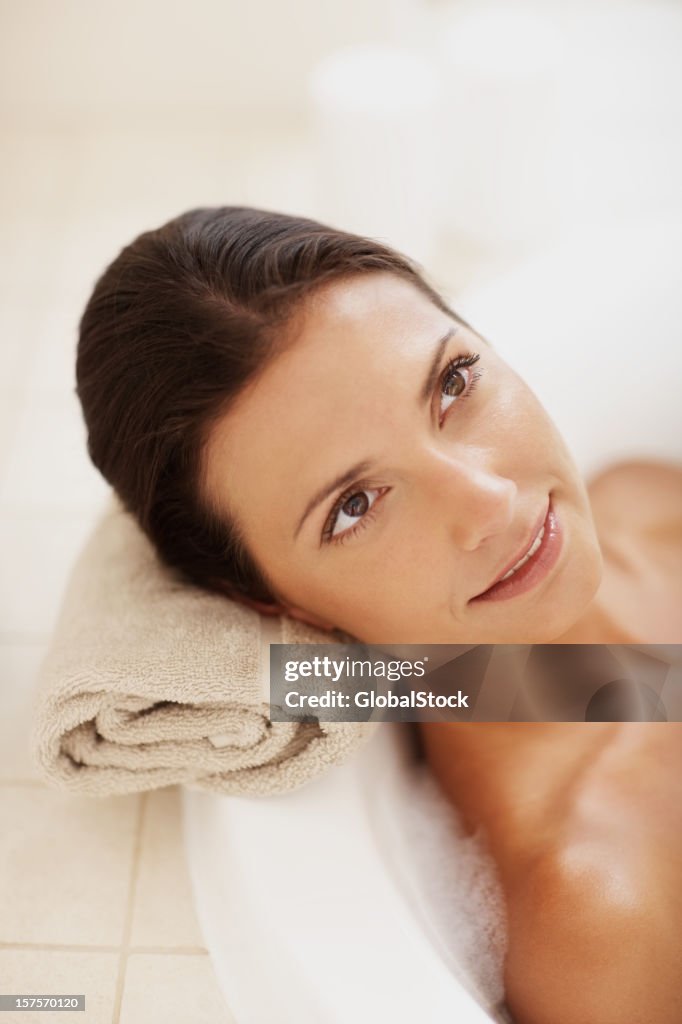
xmin=76 ymin=207 xmax=681 ymax=1023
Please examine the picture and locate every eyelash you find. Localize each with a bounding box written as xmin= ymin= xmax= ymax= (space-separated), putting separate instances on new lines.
xmin=321 ymin=351 xmax=482 ymax=546
xmin=321 ymin=484 xmax=384 ymax=546
xmin=438 ymin=351 xmax=481 ymax=423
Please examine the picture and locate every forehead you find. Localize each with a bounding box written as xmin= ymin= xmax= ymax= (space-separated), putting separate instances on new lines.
xmin=202 ymin=272 xmax=452 ymax=536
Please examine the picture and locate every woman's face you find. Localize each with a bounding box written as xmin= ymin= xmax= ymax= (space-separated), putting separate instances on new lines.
xmin=202 ymin=272 xmax=603 ymax=643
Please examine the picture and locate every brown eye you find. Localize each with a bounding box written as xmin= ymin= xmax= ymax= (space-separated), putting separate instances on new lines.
xmin=342 ymin=492 xmax=369 ymax=518
xmin=325 ymin=487 xmax=382 ymax=543
xmin=439 ymin=353 xmax=481 ymax=419
xmin=443 ymin=368 xmax=467 ymax=398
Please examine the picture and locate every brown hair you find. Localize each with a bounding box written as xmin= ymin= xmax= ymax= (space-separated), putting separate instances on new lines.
xmin=76 ymin=206 xmax=461 ymax=605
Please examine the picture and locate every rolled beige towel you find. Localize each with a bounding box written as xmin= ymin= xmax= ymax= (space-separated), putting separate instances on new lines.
xmin=29 ymin=493 xmax=376 ymax=797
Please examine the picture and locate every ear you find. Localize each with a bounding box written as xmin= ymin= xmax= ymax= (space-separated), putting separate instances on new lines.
xmin=247 ymin=594 xmax=337 ymax=632
xmin=282 ymin=604 xmax=338 ymax=632
xmin=214 ymin=584 xmax=336 ymax=633
xmin=236 ymin=594 xmax=287 ymax=617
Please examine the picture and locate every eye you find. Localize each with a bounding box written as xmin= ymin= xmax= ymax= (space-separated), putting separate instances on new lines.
xmin=439 ymin=352 xmax=481 ymax=421
xmin=322 ymin=486 xmax=384 ymax=544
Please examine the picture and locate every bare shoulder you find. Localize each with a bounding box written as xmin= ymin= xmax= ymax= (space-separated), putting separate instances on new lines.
xmin=503 ymin=727 xmax=682 ymax=1024
xmin=504 ymin=838 xmax=682 ymax=1024
xmin=421 ymin=723 xmax=682 ymax=1021
xmin=587 ymin=459 xmax=682 ymax=536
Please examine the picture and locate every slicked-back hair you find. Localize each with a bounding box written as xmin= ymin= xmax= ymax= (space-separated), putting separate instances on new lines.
xmin=76 ymin=206 xmax=461 ymax=604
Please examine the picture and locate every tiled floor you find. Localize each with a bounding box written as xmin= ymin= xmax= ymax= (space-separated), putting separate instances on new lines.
xmin=0 ymin=786 xmax=236 ymax=1023
xmin=0 ymin=621 xmax=235 ymax=1021
xmin=0 ymin=120 xmax=497 ymax=1023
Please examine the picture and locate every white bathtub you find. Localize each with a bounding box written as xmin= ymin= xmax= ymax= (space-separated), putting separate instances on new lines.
xmin=182 ymin=722 xmax=507 ymax=1024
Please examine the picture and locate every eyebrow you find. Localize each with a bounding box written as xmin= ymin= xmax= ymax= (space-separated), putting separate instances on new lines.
xmin=293 ymin=325 xmax=458 ymax=541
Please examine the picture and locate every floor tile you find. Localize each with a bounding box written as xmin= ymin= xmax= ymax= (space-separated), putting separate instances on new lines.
xmin=0 ymin=642 xmax=49 ymax=781
xmin=0 ymin=785 xmax=140 ymax=945
xmin=130 ymin=787 xmax=206 ymax=949
xmin=23 ymin=300 xmax=82 ymax=397
xmin=0 ymin=132 xmax=77 ymax=236
xmin=0 ymin=390 xmax=110 ymax=513
xmin=0 ymin=216 xmax=72 ymax=310
xmin=0 ymin=388 xmax=25 ymax=484
xmin=0 ymin=304 xmax=41 ymax=396
xmin=119 ymin=953 xmax=236 ymax=1024
xmin=0 ymin=509 xmax=104 ymax=636
xmin=0 ymin=948 xmax=118 ymax=1024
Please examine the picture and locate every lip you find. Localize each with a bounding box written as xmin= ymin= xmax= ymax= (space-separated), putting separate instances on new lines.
xmin=469 ymin=497 xmax=563 ymax=603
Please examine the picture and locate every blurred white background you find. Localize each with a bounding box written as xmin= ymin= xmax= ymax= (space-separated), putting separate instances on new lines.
xmin=1 ymin=0 xmax=681 ymax=647
xmin=0 ymin=2 xmax=680 ymax=1019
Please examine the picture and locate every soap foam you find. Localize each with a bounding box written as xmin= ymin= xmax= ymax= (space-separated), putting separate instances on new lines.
xmin=365 ymin=725 xmax=509 ymax=1019
xmin=399 ymin=760 xmax=509 ymax=1012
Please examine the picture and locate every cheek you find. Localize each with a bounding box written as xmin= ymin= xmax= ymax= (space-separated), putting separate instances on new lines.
xmin=290 ymin=540 xmax=438 ymax=627
xmin=505 ymin=377 xmax=597 ymax=532
xmin=340 ymin=531 xmax=457 ymax=625
xmin=482 ymin=372 xmax=548 ymax=466
xmin=496 ymin=372 xmax=571 ymax=472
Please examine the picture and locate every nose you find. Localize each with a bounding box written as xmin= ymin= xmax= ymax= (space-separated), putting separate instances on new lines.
xmin=418 ymin=445 xmax=517 ymax=550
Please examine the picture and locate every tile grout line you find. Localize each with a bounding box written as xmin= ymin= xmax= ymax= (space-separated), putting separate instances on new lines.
xmin=0 ymin=942 xmax=209 ymax=955
xmin=111 ymin=792 xmax=148 ymax=1024
xmin=127 ymin=945 xmax=208 ymax=956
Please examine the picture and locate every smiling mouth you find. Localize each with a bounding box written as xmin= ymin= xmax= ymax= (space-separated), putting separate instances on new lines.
xmin=498 ymin=521 xmax=546 ymax=580
xmin=470 ymin=497 xmax=563 ymax=603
